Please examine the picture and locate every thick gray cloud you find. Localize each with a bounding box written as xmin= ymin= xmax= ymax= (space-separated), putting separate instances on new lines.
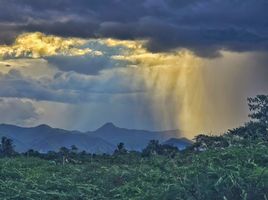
xmin=0 ymin=98 xmax=40 ymax=125
xmin=0 ymin=0 xmax=267 ymax=56
xmin=46 ymin=40 xmax=130 ymax=75
xmin=47 ymin=55 xmax=115 ymax=75
xmin=0 ymin=69 xmax=145 ymax=104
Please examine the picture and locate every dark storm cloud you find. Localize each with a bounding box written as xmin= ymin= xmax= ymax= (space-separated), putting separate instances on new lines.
xmin=0 ymin=0 xmax=268 ymax=56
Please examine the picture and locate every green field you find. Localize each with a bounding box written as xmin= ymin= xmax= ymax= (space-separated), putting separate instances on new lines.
xmin=0 ymin=144 xmax=267 ymax=200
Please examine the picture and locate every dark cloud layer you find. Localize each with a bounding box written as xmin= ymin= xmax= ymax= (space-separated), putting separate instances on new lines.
xmin=0 ymin=69 xmax=145 ymax=104
xmin=0 ymin=0 xmax=267 ymax=56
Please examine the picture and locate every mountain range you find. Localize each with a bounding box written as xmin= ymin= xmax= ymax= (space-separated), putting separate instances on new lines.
xmin=0 ymin=123 xmax=193 ymax=153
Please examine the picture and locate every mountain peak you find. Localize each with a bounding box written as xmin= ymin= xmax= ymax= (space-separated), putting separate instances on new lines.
xmin=97 ymin=122 xmax=117 ymax=131
xmin=35 ymin=124 xmax=51 ymax=129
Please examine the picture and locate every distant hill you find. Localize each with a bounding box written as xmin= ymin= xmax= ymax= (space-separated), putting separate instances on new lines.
xmin=88 ymin=122 xmax=182 ymax=150
xmin=0 ymin=123 xmax=192 ymax=153
xmin=0 ymin=124 xmax=115 ymax=153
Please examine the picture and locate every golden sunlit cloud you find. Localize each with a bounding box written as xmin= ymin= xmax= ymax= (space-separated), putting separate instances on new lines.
xmin=0 ymin=32 xmax=102 ymax=59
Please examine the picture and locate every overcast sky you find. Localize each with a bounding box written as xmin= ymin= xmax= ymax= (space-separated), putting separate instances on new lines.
xmin=0 ymin=0 xmax=267 ymax=138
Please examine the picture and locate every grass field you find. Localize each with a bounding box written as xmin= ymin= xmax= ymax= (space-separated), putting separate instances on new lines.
xmin=0 ymin=144 xmax=267 ymax=200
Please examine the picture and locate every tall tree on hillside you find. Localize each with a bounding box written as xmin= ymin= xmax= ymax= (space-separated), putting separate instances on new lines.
xmin=225 ymin=95 xmax=268 ymax=142
xmin=248 ymin=95 xmax=268 ymax=127
xmin=248 ymin=95 xmax=268 ymax=129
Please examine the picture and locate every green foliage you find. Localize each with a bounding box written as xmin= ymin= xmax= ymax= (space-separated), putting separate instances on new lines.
xmin=142 ymin=140 xmax=179 ymax=157
xmin=0 ymin=144 xmax=267 ymax=199
xmin=248 ymin=95 xmax=268 ymax=128
xmin=228 ymin=121 xmax=268 ymax=142
xmin=193 ymin=134 xmax=229 ymax=150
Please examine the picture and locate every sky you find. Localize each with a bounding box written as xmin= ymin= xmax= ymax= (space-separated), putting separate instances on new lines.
xmin=0 ymin=0 xmax=268 ymax=138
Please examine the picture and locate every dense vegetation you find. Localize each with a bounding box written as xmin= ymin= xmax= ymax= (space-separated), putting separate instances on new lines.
xmin=0 ymin=95 xmax=268 ymax=199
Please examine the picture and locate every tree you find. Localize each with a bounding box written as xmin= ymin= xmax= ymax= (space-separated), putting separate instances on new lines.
xmin=25 ymin=149 xmax=40 ymax=158
xmin=193 ymin=134 xmax=229 ymax=150
xmin=142 ymin=140 xmax=179 ymax=157
xmin=0 ymin=137 xmax=15 ymax=157
xmin=71 ymin=145 xmax=78 ymax=154
xmin=248 ymin=95 xmax=268 ymax=128
xmin=142 ymin=140 xmax=161 ymax=157
xmin=160 ymin=144 xmax=179 ymax=158
xmin=114 ymin=142 xmax=127 ymax=155
xmin=59 ymin=147 xmax=70 ymax=165
xmin=228 ymin=121 xmax=267 ymax=141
